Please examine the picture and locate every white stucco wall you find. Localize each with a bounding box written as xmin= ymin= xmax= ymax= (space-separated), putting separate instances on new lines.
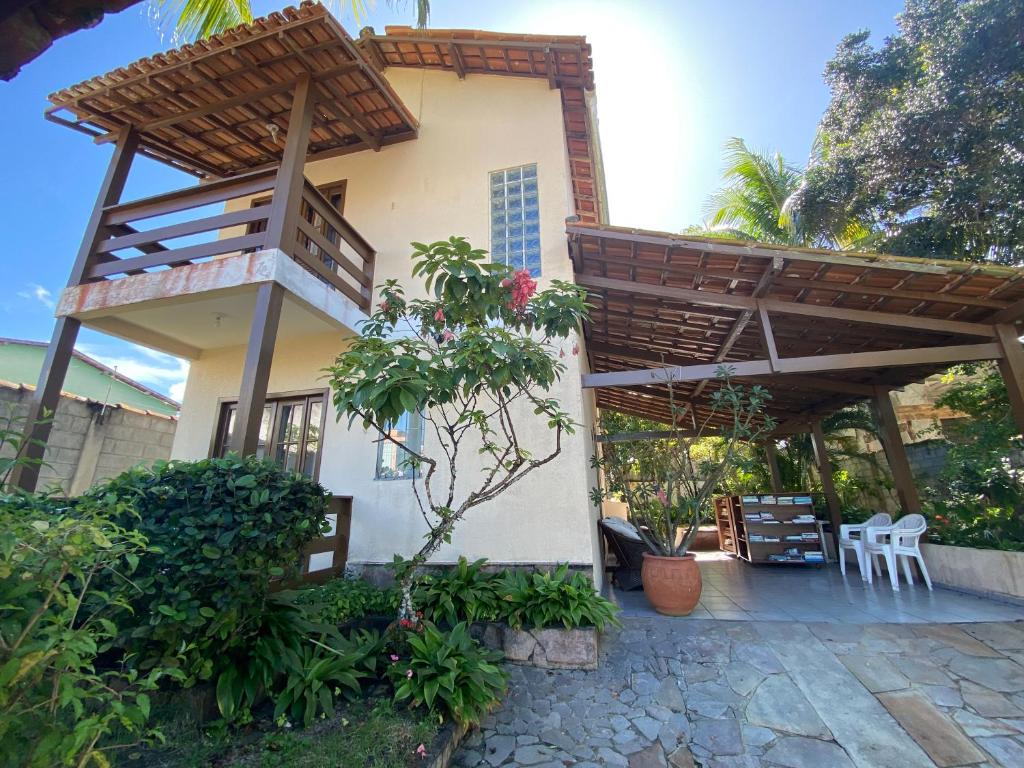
xmin=172 ymin=68 xmax=601 ymax=575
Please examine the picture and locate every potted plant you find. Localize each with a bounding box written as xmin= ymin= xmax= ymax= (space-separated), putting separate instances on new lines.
xmin=592 ymin=367 xmax=774 ymax=615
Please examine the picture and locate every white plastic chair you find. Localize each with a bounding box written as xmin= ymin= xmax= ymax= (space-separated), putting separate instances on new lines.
xmin=864 ymin=513 xmax=933 ymax=592
xmin=839 ymin=512 xmax=891 ymax=580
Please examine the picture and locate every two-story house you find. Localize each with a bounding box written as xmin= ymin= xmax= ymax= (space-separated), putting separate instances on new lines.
xmin=19 ymin=3 xmax=1024 ymax=587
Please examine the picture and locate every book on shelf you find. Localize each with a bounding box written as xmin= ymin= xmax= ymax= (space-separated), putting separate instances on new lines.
xmin=741 ymin=495 xmax=760 ymax=504
xmin=793 ymin=496 xmax=813 ymax=505
xmin=759 ymin=495 xmax=777 ymax=504
xmin=801 ymin=532 xmax=820 ymax=541
xmin=777 ymin=496 xmax=794 ymax=505
xmin=793 ymin=514 xmax=817 ymax=524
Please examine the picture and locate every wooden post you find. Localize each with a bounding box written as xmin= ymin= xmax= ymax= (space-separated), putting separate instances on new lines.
xmin=763 ymin=440 xmax=783 ymax=493
xmin=264 ymin=74 xmax=315 ymax=254
xmin=11 ymin=128 xmax=138 ymax=492
xmin=872 ymin=387 xmax=922 ymax=515
xmin=995 ymin=324 xmax=1024 ymax=436
xmin=810 ymin=420 xmax=843 ymax=552
xmin=231 ymin=282 xmax=284 ymax=456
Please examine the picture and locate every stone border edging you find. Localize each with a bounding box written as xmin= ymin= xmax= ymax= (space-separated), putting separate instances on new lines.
xmin=471 ymin=622 xmax=600 ymax=670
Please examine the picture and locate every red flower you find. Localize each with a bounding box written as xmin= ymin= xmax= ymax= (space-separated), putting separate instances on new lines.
xmin=434 ymin=308 xmax=445 ymax=323
xmin=379 ymin=300 xmax=390 ymax=312
xmin=442 ymin=329 xmax=456 ymax=343
xmin=572 ymin=343 xmax=579 ymax=356
xmin=505 ymin=269 xmax=537 ymax=313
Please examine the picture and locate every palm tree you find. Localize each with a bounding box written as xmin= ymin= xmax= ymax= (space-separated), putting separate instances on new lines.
xmin=158 ymin=0 xmax=430 ymax=42
xmin=698 ymin=137 xmax=869 ymax=249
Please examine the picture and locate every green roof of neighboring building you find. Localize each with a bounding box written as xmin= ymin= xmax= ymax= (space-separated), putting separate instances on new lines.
xmin=0 ymin=339 xmax=179 ymax=417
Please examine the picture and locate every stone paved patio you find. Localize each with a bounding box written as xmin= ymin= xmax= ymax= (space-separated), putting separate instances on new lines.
xmin=455 ymin=615 xmax=1024 ymax=766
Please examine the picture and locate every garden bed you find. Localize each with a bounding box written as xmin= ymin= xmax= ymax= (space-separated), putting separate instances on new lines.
xmin=920 ymin=543 xmax=1024 ymax=602
xmin=124 ymin=696 xmax=464 ymax=768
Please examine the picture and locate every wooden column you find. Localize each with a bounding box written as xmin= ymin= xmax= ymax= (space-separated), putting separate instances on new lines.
xmin=230 ymin=282 xmax=284 ymax=456
xmin=11 ymin=128 xmax=138 ymax=492
xmin=995 ymin=324 xmax=1024 ymax=436
xmin=872 ymin=387 xmax=922 ymax=515
xmin=264 ymin=74 xmax=315 ymax=254
xmin=763 ymin=440 xmax=784 ymax=493
xmin=810 ymin=420 xmax=843 ymax=551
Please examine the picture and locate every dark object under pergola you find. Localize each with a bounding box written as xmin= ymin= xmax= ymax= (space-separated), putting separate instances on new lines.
xmin=572 ymin=223 xmax=1024 ymax=531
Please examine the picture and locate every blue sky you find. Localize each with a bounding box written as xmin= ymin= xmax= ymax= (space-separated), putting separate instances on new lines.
xmin=0 ymin=0 xmax=902 ymax=400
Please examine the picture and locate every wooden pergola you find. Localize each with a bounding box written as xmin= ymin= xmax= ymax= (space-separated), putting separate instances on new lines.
xmin=573 ymin=224 xmax=1024 ymax=537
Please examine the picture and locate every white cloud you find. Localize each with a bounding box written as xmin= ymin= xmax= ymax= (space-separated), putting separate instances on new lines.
xmin=18 ymin=284 xmax=55 ymax=310
xmin=77 ymin=342 xmax=190 ymax=402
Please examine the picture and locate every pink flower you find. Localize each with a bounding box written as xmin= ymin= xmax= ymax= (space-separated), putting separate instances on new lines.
xmin=559 ymin=349 xmax=565 ymax=358
xmin=572 ymin=343 xmax=579 ymax=356
xmin=656 ymin=489 xmax=669 ymax=507
xmin=406 ymin=669 xmax=414 ymax=678
xmin=390 ymin=654 xmax=400 ymax=663
xmin=416 ymin=744 xmax=427 ymax=759
xmin=434 ymin=308 xmax=445 ymax=323
xmin=378 ymin=300 xmax=390 ymax=312
xmin=441 ymin=329 xmax=456 ymax=343
xmin=504 ymin=269 xmax=537 ymax=313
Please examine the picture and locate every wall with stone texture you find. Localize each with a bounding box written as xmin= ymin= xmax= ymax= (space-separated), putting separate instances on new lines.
xmin=0 ymin=384 xmax=176 ymax=494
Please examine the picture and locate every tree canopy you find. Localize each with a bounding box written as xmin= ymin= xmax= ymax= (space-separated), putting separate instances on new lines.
xmin=793 ymin=0 xmax=1024 ymax=264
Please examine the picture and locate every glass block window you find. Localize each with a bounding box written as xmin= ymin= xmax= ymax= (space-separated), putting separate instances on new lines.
xmin=490 ymin=164 xmax=541 ymax=276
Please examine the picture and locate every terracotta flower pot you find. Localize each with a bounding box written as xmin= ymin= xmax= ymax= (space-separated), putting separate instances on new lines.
xmin=641 ymin=552 xmax=702 ymax=616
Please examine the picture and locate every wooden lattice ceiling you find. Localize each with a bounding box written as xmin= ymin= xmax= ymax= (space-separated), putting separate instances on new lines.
xmin=570 ymin=225 xmax=1024 ymax=432
xmin=356 ymin=25 xmax=604 ymax=225
xmin=46 ymin=2 xmax=418 ymax=179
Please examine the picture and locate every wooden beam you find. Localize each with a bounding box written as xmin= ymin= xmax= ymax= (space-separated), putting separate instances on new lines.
xmin=756 ymin=302 xmax=781 ymax=371
xmin=13 ymin=128 xmax=139 ymax=491
xmin=449 ymin=43 xmax=466 ymax=79
xmin=576 ymin=273 xmax=996 ymax=338
xmin=995 ymin=324 xmax=1024 ymax=435
xmin=231 ymin=282 xmax=284 ymax=456
xmin=581 ymin=342 xmax=1001 ymax=389
xmin=871 ymin=387 xmax=922 ymax=515
xmin=810 ymin=420 xmax=843 ymax=553
xmin=264 ymin=74 xmax=315 ymax=253
xmin=991 ymin=297 xmax=1024 ymax=325
xmin=763 ymin=441 xmax=784 ymax=494
xmin=773 ymin=276 xmax=1007 ymax=310
xmin=594 ymin=429 xmax=697 ymax=443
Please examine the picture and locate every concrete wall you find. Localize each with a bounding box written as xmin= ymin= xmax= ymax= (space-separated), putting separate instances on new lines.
xmin=173 ymin=68 xmax=601 ymax=578
xmin=921 ymin=543 xmax=1024 ymax=603
xmin=0 ymin=384 xmax=176 ymax=494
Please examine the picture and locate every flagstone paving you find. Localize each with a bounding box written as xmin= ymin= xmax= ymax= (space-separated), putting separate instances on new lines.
xmin=454 ymin=619 xmax=1024 ymax=767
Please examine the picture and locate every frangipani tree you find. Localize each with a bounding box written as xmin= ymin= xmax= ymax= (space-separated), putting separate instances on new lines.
xmin=327 ymin=237 xmax=588 ymax=612
xmin=592 ymin=368 xmax=775 ymax=557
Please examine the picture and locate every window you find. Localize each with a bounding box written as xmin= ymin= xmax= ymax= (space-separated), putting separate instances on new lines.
xmin=490 ymin=164 xmax=541 ymax=276
xmin=214 ymin=392 xmax=325 ymax=478
xmin=375 ymin=410 xmax=424 ymax=480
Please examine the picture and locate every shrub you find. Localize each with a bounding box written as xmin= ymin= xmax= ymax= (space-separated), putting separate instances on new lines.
xmin=927 ymin=497 xmax=1024 ymax=552
xmin=0 ymin=491 xmax=181 ymax=767
xmin=498 ymin=564 xmax=620 ymax=631
xmin=389 ymin=622 xmax=506 ymax=725
xmin=295 ymin=576 xmax=401 ymax=624
xmin=414 ymin=557 xmax=501 ymax=626
xmin=85 ymin=455 xmax=330 ymax=682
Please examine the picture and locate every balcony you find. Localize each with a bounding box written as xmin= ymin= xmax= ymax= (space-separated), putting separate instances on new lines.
xmin=58 ymin=169 xmax=376 ymax=358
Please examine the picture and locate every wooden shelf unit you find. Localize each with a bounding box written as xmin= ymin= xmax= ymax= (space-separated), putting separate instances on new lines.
xmin=714 ymin=494 xmax=825 ymax=565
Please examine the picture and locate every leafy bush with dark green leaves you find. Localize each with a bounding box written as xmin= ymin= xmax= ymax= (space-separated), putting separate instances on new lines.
xmin=389 ymin=622 xmax=506 ymax=725
xmin=295 ymin=576 xmax=401 ymax=624
xmin=498 ymin=564 xmax=620 ymax=631
xmin=85 ymin=455 xmax=330 ymax=682
xmin=214 ymin=593 xmax=380 ymax=727
xmin=414 ymin=557 xmax=502 ymax=626
xmin=0 ymin=491 xmax=182 ymax=767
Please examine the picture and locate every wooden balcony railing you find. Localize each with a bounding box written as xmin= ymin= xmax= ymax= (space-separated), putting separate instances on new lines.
xmin=83 ymin=167 xmax=375 ymax=313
